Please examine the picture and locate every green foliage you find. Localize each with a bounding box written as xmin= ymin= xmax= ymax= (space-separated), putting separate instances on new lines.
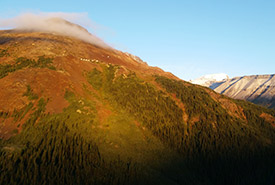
xmin=12 ymin=102 xmax=34 ymax=122
xmin=86 ymin=68 xmax=275 ymax=184
xmin=23 ymin=85 xmax=38 ymax=100
xmin=233 ymin=98 xmax=275 ymax=116
xmin=0 ymin=64 xmax=15 ymax=78
xmin=87 ymin=67 xmax=186 ymax=152
xmin=102 ymin=64 xmax=116 ymax=91
xmin=0 ymin=121 xmax=140 ymax=185
xmin=155 ymin=75 xmax=275 ymax=146
xmin=1 ymin=101 xmax=34 ymax=123
xmin=86 ymin=68 xmax=103 ymax=89
xmin=16 ymin=56 xmax=56 ymax=69
xmin=153 ymin=76 xmax=275 ymax=184
xmin=0 ymin=49 xmax=9 ymax=57
xmin=0 ymin=92 xmax=141 ymax=185
xmin=1 ymin=64 xmax=275 ymax=185
xmin=110 ymin=75 xmax=186 ymax=151
xmin=0 ymin=111 xmax=10 ymax=119
xmin=0 ymin=56 xmax=55 ymax=79
xmin=35 ymin=56 xmax=56 ymax=69
xmin=12 ymin=129 xmax=18 ymax=134
xmin=233 ymin=99 xmax=275 ymax=139
xmin=64 ymin=89 xmax=76 ymax=102
xmin=155 ymin=76 xmax=226 ymax=118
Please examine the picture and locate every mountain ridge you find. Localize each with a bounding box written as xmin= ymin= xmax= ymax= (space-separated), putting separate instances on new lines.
xmin=0 ymin=28 xmax=275 ymax=185
xmin=192 ymin=73 xmax=275 ymax=109
xmin=190 ymin=73 xmax=229 ymax=87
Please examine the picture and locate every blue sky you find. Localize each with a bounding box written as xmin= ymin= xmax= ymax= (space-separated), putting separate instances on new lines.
xmin=0 ymin=0 xmax=274 ymax=80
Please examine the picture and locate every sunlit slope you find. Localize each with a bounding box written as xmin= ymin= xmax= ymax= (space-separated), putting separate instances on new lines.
xmin=214 ymin=74 xmax=275 ymax=109
xmin=0 ymin=30 xmax=275 ymax=185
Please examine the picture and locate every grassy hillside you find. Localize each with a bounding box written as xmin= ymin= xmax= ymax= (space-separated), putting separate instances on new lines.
xmin=0 ymin=32 xmax=275 ymax=185
xmin=1 ymin=63 xmax=274 ymax=185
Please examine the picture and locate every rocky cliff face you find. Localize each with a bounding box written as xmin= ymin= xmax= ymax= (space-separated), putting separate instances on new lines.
xmin=213 ymin=74 xmax=275 ymax=109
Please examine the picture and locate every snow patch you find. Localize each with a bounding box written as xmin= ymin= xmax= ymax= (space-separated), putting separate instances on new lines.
xmin=190 ymin=73 xmax=229 ymax=87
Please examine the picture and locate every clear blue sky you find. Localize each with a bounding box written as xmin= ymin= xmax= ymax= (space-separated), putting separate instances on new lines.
xmin=0 ymin=0 xmax=274 ymax=80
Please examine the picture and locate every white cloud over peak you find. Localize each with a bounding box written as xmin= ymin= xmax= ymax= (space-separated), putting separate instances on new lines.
xmin=0 ymin=12 xmax=109 ymax=48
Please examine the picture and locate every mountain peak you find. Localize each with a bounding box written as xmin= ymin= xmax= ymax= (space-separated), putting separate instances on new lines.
xmin=45 ymin=17 xmax=89 ymax=33
xmin=190 ymin=73 xmax=229 ymax=87
xmin=5 ymin=14 xmax=109 ymax=48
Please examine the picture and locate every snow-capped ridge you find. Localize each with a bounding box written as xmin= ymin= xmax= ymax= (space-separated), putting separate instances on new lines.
xmin=190 ymin=73 xmax=229 ymax=87
xmin=191 ymin=73 xmax=275 ymax=109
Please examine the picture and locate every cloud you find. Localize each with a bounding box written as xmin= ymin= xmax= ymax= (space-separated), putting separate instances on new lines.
xmin=0 ymin=12 xmax=110 ymax=48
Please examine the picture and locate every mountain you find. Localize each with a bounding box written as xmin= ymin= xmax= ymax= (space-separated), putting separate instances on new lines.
xmin=192 ymin=74 xmax=275 ymax=109
xmin=0 ymin=23 xmax=275 ymax=185
xmin=190 ymin=73 xmax=229 ymax=88
xmin=214 ymin=74 xmax=275 ymax=109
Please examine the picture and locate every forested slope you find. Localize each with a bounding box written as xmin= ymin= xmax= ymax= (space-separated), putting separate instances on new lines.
xmin=0 ymin=30 xmax=275 ymax=185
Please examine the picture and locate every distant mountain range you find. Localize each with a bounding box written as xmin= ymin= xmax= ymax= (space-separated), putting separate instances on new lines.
xmin=191 ymin=74 xmax=275 ymax=109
